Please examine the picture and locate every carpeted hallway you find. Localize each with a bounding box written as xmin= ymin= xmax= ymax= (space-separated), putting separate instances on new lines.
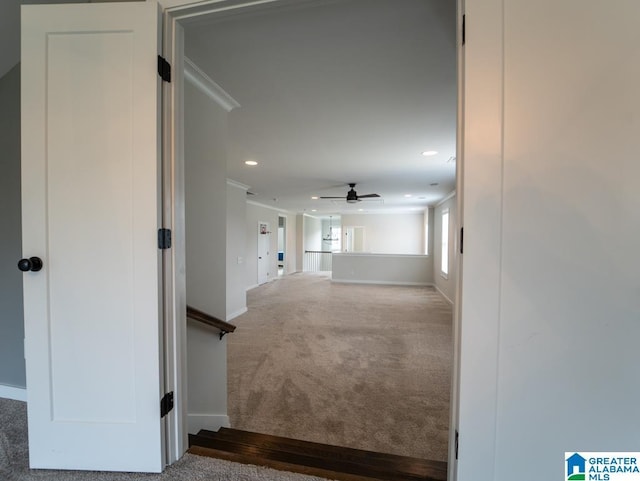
xmin=227 ymin=273 xmax=453 ymax=461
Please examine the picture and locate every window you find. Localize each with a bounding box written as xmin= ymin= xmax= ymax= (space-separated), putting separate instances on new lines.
xmin=441 ymin=209 xmax=449 ymax=278
xmin=424 ymin=209 xmax=430 ymax=255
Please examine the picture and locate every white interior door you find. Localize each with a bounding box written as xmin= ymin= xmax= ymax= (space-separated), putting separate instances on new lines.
xmin=257 ymin=222 xmax=270 ymax=284
xmin=344 ymin=226 xmax=365 ymax=253
xmin=21 ymin=1 xmax=165 ymax=472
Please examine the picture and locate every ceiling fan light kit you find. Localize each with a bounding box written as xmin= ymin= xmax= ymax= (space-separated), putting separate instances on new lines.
xmin=320 ymin=183 xmax=381 ymax=203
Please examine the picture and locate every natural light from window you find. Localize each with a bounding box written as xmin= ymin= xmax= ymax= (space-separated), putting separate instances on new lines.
xmin=441 ymin=209 xmax=449 ymax=277
xmin=424 ymin=210 xmax=429 ymax=255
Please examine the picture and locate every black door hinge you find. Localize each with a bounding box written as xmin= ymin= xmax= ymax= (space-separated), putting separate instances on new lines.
xmin=158 ymin=228 xmax=172 ymax=249
xmin=455 ymin=430 xmax=459 ymax=459
xmin=160 ymin=392 xmax=174 ymax=418
xmin=158 ymin=55 xmax=171 ymax=82
xmin=460 ymin=227 xmax=464 ymax=254
xmin=462 ymin=14 xmax=466 ymax=45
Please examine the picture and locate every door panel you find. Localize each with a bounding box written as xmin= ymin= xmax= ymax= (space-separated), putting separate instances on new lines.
xmin=21 ymin=2 xmax=164 ymax=472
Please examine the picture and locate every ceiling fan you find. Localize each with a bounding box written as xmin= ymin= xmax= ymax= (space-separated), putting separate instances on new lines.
xmin=320 ymin=183 xmax=381 ymax=204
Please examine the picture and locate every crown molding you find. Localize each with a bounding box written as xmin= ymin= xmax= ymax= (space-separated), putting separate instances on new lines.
xmin=184 ymin=57 xmax=240 ymax=112
xmin=436 ymin=190 xmax=456 ymax=206
xmin=226 ymin=178 xmax=250 ymax=191
xmin=247 ymin=199 xmax=293 ymax=215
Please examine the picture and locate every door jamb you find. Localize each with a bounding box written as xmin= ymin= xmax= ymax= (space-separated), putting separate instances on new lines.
xmin=161 ymin=7 xmax=187 ymax=464
xmin=161 ymin=3 xmax=464 ymax=477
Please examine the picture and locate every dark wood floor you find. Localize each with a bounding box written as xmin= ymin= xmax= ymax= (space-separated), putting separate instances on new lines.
xmin=189 ymin=428 xmax=447 ymax=481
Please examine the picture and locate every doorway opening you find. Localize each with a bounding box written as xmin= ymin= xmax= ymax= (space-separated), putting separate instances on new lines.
xmin=278 ymin=215 xmax=286 ymax=276
xmin=169 ymin=0 xmax=460 ymax=471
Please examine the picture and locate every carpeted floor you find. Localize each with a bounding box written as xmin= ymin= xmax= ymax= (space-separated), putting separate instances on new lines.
xmin=228 ymin=273 xmax=453 ymax=461
xmin=0 ymin=274 xmax=452 ymax=479
xmin=0 ymin=398 xmax=333 ymax=481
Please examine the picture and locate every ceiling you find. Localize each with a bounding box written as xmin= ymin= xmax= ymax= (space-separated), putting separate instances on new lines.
xmin=184 ymin=0 xmax=457 ymax=216
xmin=1 ymin=0 xmax=457 ymax=217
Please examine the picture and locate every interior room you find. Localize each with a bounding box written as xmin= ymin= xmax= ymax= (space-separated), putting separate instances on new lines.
xmin=180 ymin=0 xmax=458 ymax=467
xmin=4 ymin=0 xmax=640 ymax=480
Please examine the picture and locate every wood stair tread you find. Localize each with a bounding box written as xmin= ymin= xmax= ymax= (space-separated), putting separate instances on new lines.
xmin=189 ymin=445 xmax=385 ymax=481
xmin=200 ymin=427 xmax=444 ymax=477
xmin=188 ymin=428 xmax=447 ymax=481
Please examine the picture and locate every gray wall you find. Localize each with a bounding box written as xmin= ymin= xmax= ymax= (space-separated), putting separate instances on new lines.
xmin=0 ymin=63 xmax=25 ymax=389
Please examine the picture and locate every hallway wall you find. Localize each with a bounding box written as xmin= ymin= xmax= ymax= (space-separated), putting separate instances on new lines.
xmin=226 ymin=180 xmax=248 ymax=320
xmin=0 ymin=64 xmax=26 ymax=393
xmin=184 ymin=74 xmax=229 ymax=432
xmin=184 ymin=79 xmax=227 ymax=319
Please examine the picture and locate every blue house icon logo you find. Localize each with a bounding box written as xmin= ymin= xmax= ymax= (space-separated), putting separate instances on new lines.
xmin=567 ymin=453 xmax=587 ymax=480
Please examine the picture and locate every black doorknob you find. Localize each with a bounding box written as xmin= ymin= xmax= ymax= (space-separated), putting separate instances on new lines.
xmin=18 ymin=257 xmax=43 ymax=272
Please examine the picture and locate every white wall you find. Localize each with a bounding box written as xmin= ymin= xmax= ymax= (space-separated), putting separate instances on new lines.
xmin=332 ymin=253 xmax=433 ymax=286
xmin=434 ymin=194 xmax=457 ymax=304
xmin=303 ymin=215 xmax=322 ymax=252
xmin=0 ymin=64 xmax=26 ymax=391
xmin=459 ymin=1 xmax=640 ymax=479
xmin=295 ymin=214 xmax=304 ymax=272
xmin=184 ymin=76 xmax=229 ymax=431
xmin=186 ymin=320 xmax=229 ymax=434
xmin=281 ymin=212 xmax=298 ymax=274
xmin=226 ymin=180 xmax=247 ymax=320
xmin=184 ymin=80 xmax=227 ymax=319
xmin=341 ymin=213 xmax=424 ymax=254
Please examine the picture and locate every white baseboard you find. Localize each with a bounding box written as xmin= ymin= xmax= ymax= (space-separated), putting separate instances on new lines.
xmin=246 ymin=284 xmax=259 ymax=292
xmin=0 ymin=384 xmax=27 ymax=402
xmin=227 ymin=307 xmax=247 ymax=322
xmin=331 ymin=279 xmax=433 ymax=287
xmin=187 ymin=413 xmax=230 ymax=435
xmin=435 ymin=284 xmax=454 ymax=304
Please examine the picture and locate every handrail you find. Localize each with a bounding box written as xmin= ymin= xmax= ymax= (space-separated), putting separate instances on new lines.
xmin=186 ymin=305 xmax=237 ymax=340
xmin=304 ymin=250 xmax=333 ymax=254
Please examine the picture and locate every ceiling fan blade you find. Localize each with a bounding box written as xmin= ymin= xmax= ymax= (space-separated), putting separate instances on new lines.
xmin=358 ymin=193 xmax=381 ymax=198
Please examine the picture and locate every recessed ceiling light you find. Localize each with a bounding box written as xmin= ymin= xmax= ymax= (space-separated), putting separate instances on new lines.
xmin=422 ymin=150 xmax=438 ymax=157
xmin=311 ymin=196 xmax=319 ymax=200
xmin=244 ymin=160 xmax=258 ymax=166
xmin=311 ymin=209 xmax=317 ymax=212
xmin=404 ymin=194 xmax=412 ymax=198
xmin=358 ymin=209 xmax=364 ymax=212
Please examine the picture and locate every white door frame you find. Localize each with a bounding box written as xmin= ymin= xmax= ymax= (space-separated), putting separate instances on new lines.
xmin=257 ymin=221 xmax=270 ymax=284
xmin=278 ymin=215 xmax=286 ymax=276
xmin=162 ymin=1 xmax=466 ymax=476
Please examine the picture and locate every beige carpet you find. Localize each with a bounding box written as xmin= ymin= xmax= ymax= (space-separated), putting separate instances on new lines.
xmin=228 ymin=273 xmax=453 ymax=461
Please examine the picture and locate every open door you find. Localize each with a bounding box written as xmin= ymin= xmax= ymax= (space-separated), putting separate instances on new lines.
xmin=257 ymin=222 xmax=270 ymax=284
xmin=21 ymin=1 xmax=167 ymax=472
